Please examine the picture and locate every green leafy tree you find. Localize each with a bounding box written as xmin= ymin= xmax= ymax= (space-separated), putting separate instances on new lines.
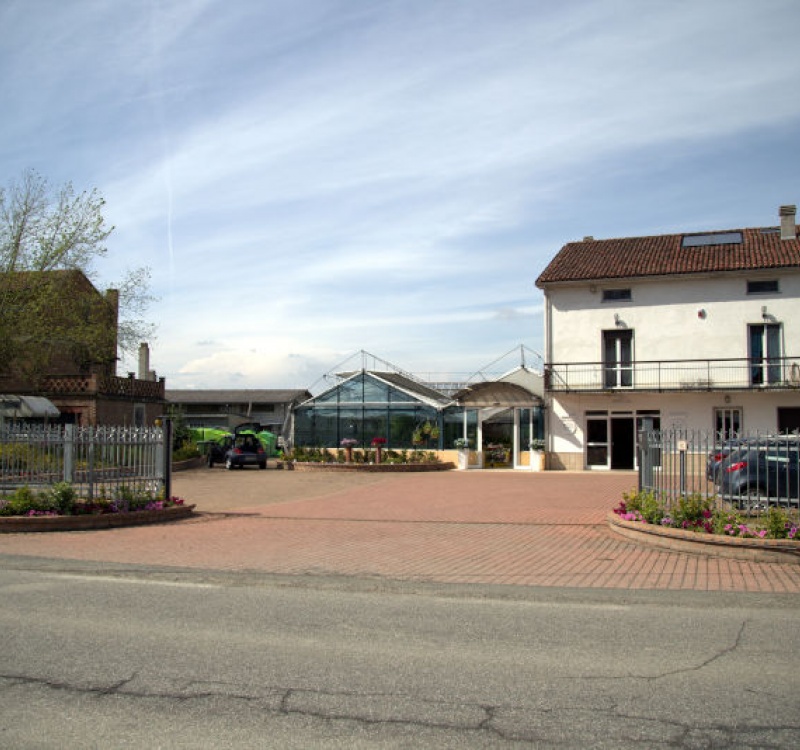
xmin=0 ymin=170 xmax=155 ymax=385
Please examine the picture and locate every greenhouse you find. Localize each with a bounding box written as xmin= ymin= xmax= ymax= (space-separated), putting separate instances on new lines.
xmin=291 ymin=352 xmax=545 ymax=469
xmin=293 ymin=370 xmax=455 ymax=450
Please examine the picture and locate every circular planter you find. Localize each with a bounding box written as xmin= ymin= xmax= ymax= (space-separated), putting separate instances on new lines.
xmin=607 ymin=511 xmax=800 ymax=564
xmin=291 ymin=462 xmax=455 ymax=473
xmin=0 ymin=504 xmax=196 ymax=533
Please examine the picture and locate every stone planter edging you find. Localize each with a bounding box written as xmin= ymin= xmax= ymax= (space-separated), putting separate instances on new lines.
xmin=290 ymin=462 xmax=455 ymax=473
xmin=607 ymin=511 xmax=800 ymax=564
xmin=0 ymin=504 xmax=196 ymax=533
xmin=173 ymin=456 xmax=205 ymax=472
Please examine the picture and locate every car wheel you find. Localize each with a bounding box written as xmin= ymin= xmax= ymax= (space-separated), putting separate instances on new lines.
xmin=259 ymin=462 xmax=266 ymax=470
xmin=738 ymin=486 xmax=766 ymax=511
xmin=207 ymin=454 xmax=214 ymax=468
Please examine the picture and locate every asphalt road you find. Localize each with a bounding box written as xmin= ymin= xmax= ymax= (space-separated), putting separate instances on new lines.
xmin=1 ymin=564 xmax=798 ymax=749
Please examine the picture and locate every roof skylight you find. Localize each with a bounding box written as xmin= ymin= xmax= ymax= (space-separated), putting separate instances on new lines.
xmin=681 ymin=232 xmax=743 ymax=248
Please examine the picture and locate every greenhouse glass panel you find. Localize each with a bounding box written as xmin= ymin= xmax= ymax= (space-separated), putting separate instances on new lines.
xmin=466 ymin=409 xmax=478 ymax=450
xmin=294 ymin=407 xmax=314 ymax=446
xmin=338 ymin=407 xmax=362 ymax=445
xmin=387 ymin=386 xmax=416 ymax=403
xmin=338 ymin=377 xmax=364 ymax=403
xmin=314 ymin=390 xmax=338 ymax=404
xmin=443 ymin=408 xmax=466 ymax=448
xmin=389 ymin=408 xmax=418 ymax=447
xmin=313 ymin=411 xmax=339 ymax=447
xmin=363 ymin=376 xmax=389 ymax=403
xmin=363 ymin=409 xmax=388 ymax=445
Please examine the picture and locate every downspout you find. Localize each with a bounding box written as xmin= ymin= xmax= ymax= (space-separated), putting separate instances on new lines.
xmin=544 ymin=290 xmax=553 ymax=460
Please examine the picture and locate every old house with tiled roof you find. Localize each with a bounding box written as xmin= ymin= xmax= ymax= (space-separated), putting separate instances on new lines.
xmin=535 ymin=205 xmax=800 ymax=471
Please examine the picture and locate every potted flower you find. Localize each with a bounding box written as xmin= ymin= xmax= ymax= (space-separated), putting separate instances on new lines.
xmin=453 ymin=437 xmax=470 ymax=469
xmin=371 ymin=436 xmax=387 ymax=464
xmin=340 ymin=438 xmax=358 ymax=463
xmin=529 ymin=439 xmax=545 ymax=471
xmin=412 ymin=428 xmax=424 ymax=446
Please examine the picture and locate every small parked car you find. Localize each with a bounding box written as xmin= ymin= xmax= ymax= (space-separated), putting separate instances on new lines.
xmin=717 ymin=442 xmax=800 ymax=507
xmin=223 ymin=433 xmax=267 ymax=470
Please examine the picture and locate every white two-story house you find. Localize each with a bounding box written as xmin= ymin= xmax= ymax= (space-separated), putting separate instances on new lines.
xmin=535 ymin=205 xmax=800 ymax=471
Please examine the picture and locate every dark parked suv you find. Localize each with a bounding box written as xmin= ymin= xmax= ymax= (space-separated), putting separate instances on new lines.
xmin=717 ymin=441 xmax=800 ymax=507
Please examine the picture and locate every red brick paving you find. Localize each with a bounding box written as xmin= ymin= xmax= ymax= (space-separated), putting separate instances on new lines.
xmin=1 ymin=468 xmax=799 ymax=593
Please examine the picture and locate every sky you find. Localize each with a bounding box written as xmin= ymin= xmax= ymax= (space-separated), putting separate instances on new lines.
xmin=2 ymin=0 xmax=800 ymax=391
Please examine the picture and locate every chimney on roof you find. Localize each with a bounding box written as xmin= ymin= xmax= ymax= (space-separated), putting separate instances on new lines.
xmin=138 ymin=342 xmax=150 ymax=381
xmin=780 ymin=204 xmax=796 ymax=240
xmin=583 ymin=236 xmax=594 ymax=242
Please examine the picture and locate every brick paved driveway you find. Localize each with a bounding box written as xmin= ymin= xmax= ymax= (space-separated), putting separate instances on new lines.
xmin=1 ymin=467 xmax=799 ymax=593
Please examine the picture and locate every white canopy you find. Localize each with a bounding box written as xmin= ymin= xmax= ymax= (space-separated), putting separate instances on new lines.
xmin=0 ymin=395 xmax=60 ymax=419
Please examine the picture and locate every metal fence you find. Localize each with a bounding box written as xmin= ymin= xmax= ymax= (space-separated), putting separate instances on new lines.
xmin=639 ymin=428 xmax=800 ymax=511
xmin=0 ymin=423 xmax=171 ymax=500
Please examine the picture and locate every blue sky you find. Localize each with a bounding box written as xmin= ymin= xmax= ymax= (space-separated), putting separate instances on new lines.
xmin=2 ymin=0 xmax=799 ymax=389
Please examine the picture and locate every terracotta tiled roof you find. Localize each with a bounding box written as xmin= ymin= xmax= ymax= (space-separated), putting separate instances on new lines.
xmin=535 ymin=225 xmax=800 ymax=286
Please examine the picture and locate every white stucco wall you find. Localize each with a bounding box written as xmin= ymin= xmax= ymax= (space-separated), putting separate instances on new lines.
xmin=542 ymin=269 xmax=800 ymax=469
xmin=547 ymin=271 xmax=800 ymax=363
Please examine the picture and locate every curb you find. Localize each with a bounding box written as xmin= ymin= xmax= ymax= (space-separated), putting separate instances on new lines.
xmin=607 ymin=511 xmax=800 ymax=564
xmin=0 ymin=504 xmax=196 ymax=533
xmin=290 ymin=462 xmax=455 ymax=473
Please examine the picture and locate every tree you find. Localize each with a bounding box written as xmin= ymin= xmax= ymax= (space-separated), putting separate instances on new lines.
xmin=0 ymin=170 xmax=155 ymax=385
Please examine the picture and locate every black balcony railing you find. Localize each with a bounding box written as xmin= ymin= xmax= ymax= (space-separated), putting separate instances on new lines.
xmin=544 ymin=356 xmax=800 ymax=392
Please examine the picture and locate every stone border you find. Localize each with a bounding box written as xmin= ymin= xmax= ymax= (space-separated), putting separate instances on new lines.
xmin=0 ymin=504 xmax=196 ymax=533
xmin=290 ymin=462 xmax=455 ymax=473
xmin=173 ymin=456 xmax=206 ymax=472
xmin=607 ymin=511 xmax=800 ymax=564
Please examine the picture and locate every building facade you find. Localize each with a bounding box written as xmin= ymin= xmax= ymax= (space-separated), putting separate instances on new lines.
xmin=0 ymin=270 xmax=165 ymax=426
xmin=536 ymin=205 xmax=800 ymax=470
xmin=165 ymin=389 xmax=312 ymax=436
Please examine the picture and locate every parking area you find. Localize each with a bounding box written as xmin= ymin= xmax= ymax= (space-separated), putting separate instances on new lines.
xmin=1 ymin=467 xmax=799 ymax=592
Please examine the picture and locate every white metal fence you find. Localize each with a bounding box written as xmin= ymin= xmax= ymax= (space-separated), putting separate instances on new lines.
xmin=639 ymin=428 xmax=800 ymax=511
xmin=0 ymin=423 xmax=171 ymax=500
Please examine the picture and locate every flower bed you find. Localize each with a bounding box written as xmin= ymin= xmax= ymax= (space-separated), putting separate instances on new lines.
xmin=0 ymin=502 xmax=195 ymax=532
xmin=291 ymin=461 xmax=454 ymax=473
xmin=284 ymin=446 xmax=450 ymax=471
xmin=0 ymin=482 xmax=195 ymax=532
xmin=608 ymin=489 xmax=800 ymax=564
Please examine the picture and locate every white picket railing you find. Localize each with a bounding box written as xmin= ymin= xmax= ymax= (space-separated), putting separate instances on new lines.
xmin=0 ymin=423 xmax=171 ymax=500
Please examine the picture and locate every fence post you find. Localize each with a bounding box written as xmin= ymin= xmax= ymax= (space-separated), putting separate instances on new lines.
xmin=161 ymin=417 xmax=173 ymax=500
xmin=678 ymin=437 xmax=687 ymax=496
xmin=639 ymin=418 xmax=654 ymax=492
xmin=63 ymin=424 xmax=75 ymax=484
xmin=87 ymin=427 xmax=95 ymax=501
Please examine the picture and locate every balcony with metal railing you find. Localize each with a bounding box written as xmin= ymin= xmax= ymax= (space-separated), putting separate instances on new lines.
xmin=544 ymin=356 xmax=800 ymax=393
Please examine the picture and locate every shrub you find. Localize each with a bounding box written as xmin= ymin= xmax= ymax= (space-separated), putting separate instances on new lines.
xmin=617 ymin=488 xmax=799 ymax=539
xmin=47 ymin=482 xmax=77 ymax=515
xmin=0 ymin=485 xmax=60 ymax=516
xmin=173 ymin=439 xmax=201 ymax=462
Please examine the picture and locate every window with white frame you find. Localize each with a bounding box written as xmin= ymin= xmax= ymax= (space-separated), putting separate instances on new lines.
xmin=714 ymin=407 xmax=742 ymax=439
xmin=749 ymin=323 xmax=781 ymax=385
xmin=603 ymin=329 xmax=633 ymax=388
